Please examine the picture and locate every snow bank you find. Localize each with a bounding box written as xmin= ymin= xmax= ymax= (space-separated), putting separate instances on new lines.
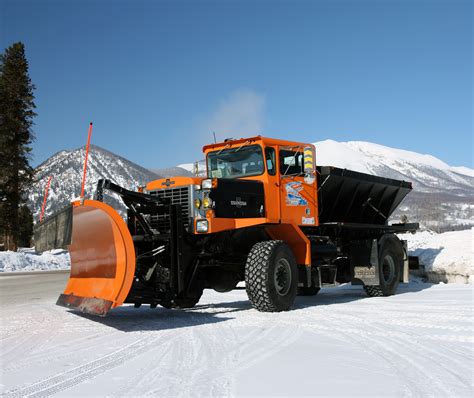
xmin=401 ymin=229 xmax=473 ymax=284
xmin=0 ymin=248 xmax=70 ymax=272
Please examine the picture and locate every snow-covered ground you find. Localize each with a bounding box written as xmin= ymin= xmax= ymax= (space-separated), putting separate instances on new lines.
xmin=0 ymin=274 xmax=472 ymax=397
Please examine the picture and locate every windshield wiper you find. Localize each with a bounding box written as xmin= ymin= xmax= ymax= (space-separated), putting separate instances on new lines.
xmin=216 ymin=143 xmax=231 ymax=155
xmin=233 ymin=140 xmax=251 ymax=152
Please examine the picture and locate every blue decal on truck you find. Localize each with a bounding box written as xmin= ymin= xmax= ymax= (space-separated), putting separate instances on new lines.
xmin=285 ymin=182 xmax=308 ymax=206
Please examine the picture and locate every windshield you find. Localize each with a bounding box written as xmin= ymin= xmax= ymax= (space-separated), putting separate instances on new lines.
xmin=207 ymin=145 xmax=264 ymax=178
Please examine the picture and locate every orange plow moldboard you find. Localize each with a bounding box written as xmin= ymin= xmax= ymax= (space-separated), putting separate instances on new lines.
xmin=57 ymin=200 xmax=136 ymax=316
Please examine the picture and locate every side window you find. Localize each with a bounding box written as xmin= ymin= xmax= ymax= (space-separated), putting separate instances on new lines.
xmin=280 ymin=149 xmax=304 ymax=175
xmin=265 ymin=147 xmax=276 ymax=176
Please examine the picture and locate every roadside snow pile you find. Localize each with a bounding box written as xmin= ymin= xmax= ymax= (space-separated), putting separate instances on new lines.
xmin=0 ymin=248 xmax=70 ymax=272
xmin=401 ymin=229 xmax=473 ymax=283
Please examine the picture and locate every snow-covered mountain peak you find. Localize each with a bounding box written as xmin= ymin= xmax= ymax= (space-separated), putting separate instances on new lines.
xmin=316 ymin=139 xmax=472 ymax=175
xmin=347 ymin=140 xmax=465 ymax=173
xmin=315 ymin=139 xmax=473 ymax=189
xmin=28 ymin=145 xmax=160 ymax=221
xmin=314 ymin=139 xmax=374 ymax=174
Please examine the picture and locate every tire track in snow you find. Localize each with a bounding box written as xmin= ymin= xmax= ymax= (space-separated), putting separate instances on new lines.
xmin=301 ymin=302 xmax=473 ymax=397
xmin=111 ymin=308 xmax=304 ymax=398
xmin=113 ymin=314 xmax=240 ymax=397
xmin=295 ymin=315 xmax=439 ymax=396
xmin=173 ymin=314 xmax=304 ymax=397
xmin=2 ymin=332 xmax=122 ymax=373
xmin=110 ymin=331 xmax=184 ymax=397
xmin=4 ymin=330 xmax=179 ymax=398
xmin=1 ymin=303 xmax=127 ymax=375
xmin=331 ymin=301 xmax=474 ymax=368
xmin=0 ymin=304 xmax=67 ymax=360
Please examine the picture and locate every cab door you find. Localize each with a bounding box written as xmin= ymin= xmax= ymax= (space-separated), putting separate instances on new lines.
xmin=278 ymin=145 xmax=318 ymax=226
xmin=262 ymin=146 xmax=280 ymax=222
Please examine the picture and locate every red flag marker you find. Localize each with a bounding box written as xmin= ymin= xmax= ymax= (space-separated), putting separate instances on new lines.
xmin=80 ymin=122 xmax=93 ymax=199
xmin=39 ymin=175 xmax=52 ymax=222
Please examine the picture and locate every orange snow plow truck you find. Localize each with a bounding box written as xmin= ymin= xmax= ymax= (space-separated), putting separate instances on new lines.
xmin=35 ymin=136 xmax=418 ymax=316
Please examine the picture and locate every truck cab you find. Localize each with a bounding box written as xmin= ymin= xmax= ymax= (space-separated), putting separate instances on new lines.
xmin=204 ymin=137 xmax=318 ymax=227
xmin=146 ymin=136 xmax=319 ymax=238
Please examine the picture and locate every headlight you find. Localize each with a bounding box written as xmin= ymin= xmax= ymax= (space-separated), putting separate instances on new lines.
xmin=201 ymin=179 xmax=212 ymax=189
xmin=201 ymin=178 xmax=217 ymax=190
xmin=196 ymin=220 xmax=208 ymax=233
xmin=203 ymin=197 xmax=213 ymax=208
xmin=194 ymin=198 xmax=201 ymax=209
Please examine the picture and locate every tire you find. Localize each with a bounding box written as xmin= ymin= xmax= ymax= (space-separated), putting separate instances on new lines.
xmin=364 ymin=235 xmax=403 ymax=297
xmin=245 ymin=240 xmax=298 ymax=312
xmin=161 ymin=289 xmax=203 ymax=309
xmin=297 ymin=285 xmax=320 ymax=296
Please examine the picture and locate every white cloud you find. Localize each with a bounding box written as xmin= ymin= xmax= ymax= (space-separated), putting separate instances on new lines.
xmin=204 ymin=89 xmax=265 ymax=139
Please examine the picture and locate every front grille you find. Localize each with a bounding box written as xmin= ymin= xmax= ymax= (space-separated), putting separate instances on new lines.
xmin=149 ymin=186 xmax=191 ymax=232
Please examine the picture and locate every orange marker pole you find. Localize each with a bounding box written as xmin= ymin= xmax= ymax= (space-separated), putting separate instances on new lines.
xmin=39 ymin=175 xmax=52 ymax=222
xmin=80 ymin=122 xmax=93 ymax=199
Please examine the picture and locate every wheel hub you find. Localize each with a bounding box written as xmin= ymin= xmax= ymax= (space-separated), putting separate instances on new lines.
xmin=274 ymin=259 xmax=291 ymax=296
xmin=382 ymin=255 xmax=396 ymax=284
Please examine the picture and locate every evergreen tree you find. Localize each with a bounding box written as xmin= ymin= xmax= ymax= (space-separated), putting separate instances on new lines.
xmin=18 ymin=205 xmax=33 ymax=247
xmin=0 ymin=42 xmax=36 ymax=250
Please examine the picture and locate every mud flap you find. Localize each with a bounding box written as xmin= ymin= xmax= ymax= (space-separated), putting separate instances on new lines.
xmin=401 ymin=240 xmax=409 ymax=283
xmin=350 ymin=239 xmax=380 ymax=286
xmin=55 ymin=200 xmax=136 ymax=316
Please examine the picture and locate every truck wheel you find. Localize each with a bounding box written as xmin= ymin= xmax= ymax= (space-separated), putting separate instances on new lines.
xmin=161 ymin=289 xmax=203 ymax=309
xmin=174 ymin=294 xmax=202 ymax=309
xmin=297 ymin=285 xmax=320 ymax=296
xmin=245 ymin=240 xmax=298 ymax=312
xmin=364 ymin=235 xmax=403 ymax=297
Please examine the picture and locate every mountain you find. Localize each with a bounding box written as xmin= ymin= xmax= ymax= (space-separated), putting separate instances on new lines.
xmin=314 ymin=140 xmax=473 ymax=231
xmin=149 ymin=166 xmax=193 ymax=178
xmin=29 ymin=140 xmax=473 ymax=231
xmin=28 ymin=145 xmax=160 ymax=220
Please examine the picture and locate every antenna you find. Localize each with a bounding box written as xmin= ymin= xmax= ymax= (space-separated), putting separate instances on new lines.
xmin=212 ymin=131 xmax=217 ymax=143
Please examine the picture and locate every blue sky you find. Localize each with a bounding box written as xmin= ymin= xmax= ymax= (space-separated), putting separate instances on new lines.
xmin=1 ymin=0 xmax=472 ymax=168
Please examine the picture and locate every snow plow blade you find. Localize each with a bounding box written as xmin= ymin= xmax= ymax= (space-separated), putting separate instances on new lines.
xmin=57 ymin=200 xmax=136 ymax=316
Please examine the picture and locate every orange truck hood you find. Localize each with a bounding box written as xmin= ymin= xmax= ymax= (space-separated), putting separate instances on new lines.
xmin=146 ymin=176 xmax=204 ymax=191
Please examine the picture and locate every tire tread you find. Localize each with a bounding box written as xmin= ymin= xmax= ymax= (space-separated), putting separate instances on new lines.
xmin=245 ymin=240 xmax=285 ymax=312
xmin=364 ymin=285 xmax=384 ymax=297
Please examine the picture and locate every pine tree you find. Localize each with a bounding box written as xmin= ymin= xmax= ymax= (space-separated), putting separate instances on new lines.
xmin=0 ymin=42 xmax=36 ymax=251
xmin=18 ymin=205 xmax=33 ymax=247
